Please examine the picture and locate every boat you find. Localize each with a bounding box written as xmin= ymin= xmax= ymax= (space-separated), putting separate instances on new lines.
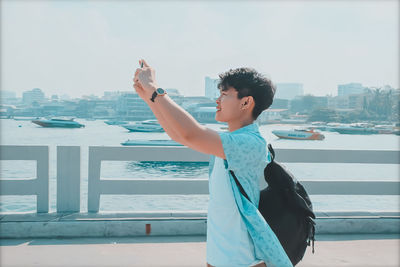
xmin=104 ymin=120 xmax=128 ymax=125
xmin=31 ymin=118 xmax=85 ymax=128
xmin=332 ymin=123 xmax=378 ymax=135
xmin=320 ymin=122 xmax=346 ymax=132
xmin=121 ymin=120 xmax=164 ymax=132
xmin=272 ymin=128 xmax=325 ymax=140
xmin=14 ymin=116 xmax=40 ymax=121
xmin=308 ymin=121 xmax=329 ymax=131
xmin=310 ymin=121 xmax=326 ymax=126
xmin=121 ymin=139 xmax=183 ymax=146
xmin=332 ymin=127 xmax=378 ymax=135
xmin=374 ymin=124 xmax=396 ymax=134
xmin=280 ymin=118 xmax=307 ymax=124
xmin=393 ymin=123 xmax=400 ymax=135
xmin=393 ymin=130 xmax=400 ymax=136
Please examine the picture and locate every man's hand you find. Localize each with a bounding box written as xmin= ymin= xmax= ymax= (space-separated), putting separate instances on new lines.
xmin=133 ymin=80 xmax=149 ymax=101
xmin=133 ymin=59 xmax=158 ymax=101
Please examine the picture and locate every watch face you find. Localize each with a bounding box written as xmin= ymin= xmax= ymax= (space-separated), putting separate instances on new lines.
xmin=156 ymin=88 xmax=165 ymax=94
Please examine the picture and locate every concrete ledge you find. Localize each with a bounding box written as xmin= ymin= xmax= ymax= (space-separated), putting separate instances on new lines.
xmin=0 ymin=211 xmax=209 ymax=222
xmin=316 ymin=217 xmax=400 ymax=234
xmin=0 ymin=220 xmax=207 ymax=239
xmin=1 ymin=211 xmax=399 ymax=238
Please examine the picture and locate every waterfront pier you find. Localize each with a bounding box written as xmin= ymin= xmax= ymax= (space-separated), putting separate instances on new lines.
xmin=1 ymin=145 xmax=399 ymax=266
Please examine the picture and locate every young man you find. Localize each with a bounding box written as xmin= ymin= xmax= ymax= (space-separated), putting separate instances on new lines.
xmin=133 ymin=59 xmax=292 ymax=267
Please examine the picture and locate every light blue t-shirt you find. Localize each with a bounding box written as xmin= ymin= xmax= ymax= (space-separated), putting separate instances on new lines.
xmin=207 ymin=155 xmax=263 ymax=267
xmin=207 ymin=122 xmax=293 ymax=267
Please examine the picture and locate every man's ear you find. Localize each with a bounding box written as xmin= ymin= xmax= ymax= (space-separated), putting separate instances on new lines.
xmin=246 ymin=96 xmax=254 ymax=107
xmin=242 ymin=96 xmax=254 ymax=110
xmin=243 ymin=96 xmax=251 ymax=104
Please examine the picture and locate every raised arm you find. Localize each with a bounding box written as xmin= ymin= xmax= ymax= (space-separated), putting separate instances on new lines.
xmin=142 ymin=89 xmax=188 ymax=145
xmin=133 ymin=59 xmax=225 ymax=159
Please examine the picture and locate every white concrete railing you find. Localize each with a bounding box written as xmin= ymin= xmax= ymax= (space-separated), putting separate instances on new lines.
xmin=1 ymin=145 xmax=399 ymax=213
xmin=0 ymin=146 xmax=49 ymax=212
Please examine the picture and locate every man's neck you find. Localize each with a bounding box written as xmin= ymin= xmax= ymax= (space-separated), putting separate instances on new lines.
xmin=228 ymin=119 xmax=254 ymax=132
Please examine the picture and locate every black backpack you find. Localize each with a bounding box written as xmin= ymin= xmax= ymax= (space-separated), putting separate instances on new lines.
xmin=230 ymin=144 xmax=316 ymax=266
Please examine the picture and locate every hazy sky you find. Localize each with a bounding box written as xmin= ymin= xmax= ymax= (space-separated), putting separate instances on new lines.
xmin=1 ymin=0 xmax=398 ymax=98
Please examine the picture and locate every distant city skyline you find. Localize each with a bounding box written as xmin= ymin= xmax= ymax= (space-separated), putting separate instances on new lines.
xmin=2 ymin=80 xmax=398 ymax=100
xmin=1 ymin=1 xmax=398 ymax=98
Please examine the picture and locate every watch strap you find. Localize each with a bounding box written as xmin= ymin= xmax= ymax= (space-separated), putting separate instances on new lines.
xmin=150 ymin=90 xmax=158 ymax=102
xmin=150 ymin=88 xmax=166 ymax=102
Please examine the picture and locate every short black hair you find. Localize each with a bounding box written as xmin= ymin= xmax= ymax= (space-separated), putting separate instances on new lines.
xmin=218 ymin=67 xmax=276 ymax=120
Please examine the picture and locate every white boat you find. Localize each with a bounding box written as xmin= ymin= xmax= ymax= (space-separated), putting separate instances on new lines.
xmin=14 ymin=116 xmax=40 ymax=121
xmin=310 ymin=121 xmax=327 ymax=126
xmin=104 ymin=120 xmax=129 ymax=125
xmin=332 ymin=123 xmax=378 ymax=135
xmin=121 ymin=139 xmax=183 ymax=146
xmin=324 ymin=122 xmax=346 ymax=132
xmin=31 ymin=117 xmax=85 ymax=128
xmin=308 ymin=121 xmax=328 ymax=131
xmin=373 ymin=124 xmax=395 ymax=134
xmin=350 ymin=122 xmax=375 ymax=128
xmin=122 ymin=120 xmax=164 ymax=132
xmin=280 ymin=118 xmax=307 ymax=124
xmin=272 ymin=128 xmax=325 ymax=140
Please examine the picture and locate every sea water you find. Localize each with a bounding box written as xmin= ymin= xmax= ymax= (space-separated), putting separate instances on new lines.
xmin=0 ymin=118 xmax=399 ymax=213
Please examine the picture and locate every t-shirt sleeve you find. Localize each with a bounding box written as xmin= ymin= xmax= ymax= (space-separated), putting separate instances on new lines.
xmin=218 ymin=132 xmax=266 ymax=173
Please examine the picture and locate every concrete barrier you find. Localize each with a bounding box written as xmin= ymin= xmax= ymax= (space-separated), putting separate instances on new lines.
xmin=1 ymin=211 xmax=399 ymax=238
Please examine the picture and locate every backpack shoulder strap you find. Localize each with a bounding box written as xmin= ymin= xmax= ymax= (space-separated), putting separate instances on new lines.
xmin=230 ymin=170 xmax=252 ymax=204
xmin=232 ymin=144 xmax=275 ymax=204
xmin=268 ymin=143 xmax=275 ymax=162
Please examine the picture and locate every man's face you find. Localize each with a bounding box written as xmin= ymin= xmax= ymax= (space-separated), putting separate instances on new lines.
xmin=215 ymin=86 xmax=243 ymax=122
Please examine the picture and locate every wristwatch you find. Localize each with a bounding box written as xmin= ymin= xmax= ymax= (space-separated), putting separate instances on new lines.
xmin=150 ymin=88 xmax=167 ymax=102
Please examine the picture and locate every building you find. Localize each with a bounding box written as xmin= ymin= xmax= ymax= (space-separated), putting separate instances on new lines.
xmin=1 ymin=90 xmax=16 ymax=100
xmin=186 ymin=102 xmax=220 ymax=124
xmin=181 ymin=96 xmax=214 ymax=109
xmin=103 ymin=91 xmax=126 ymax=101
xmin=0 ymin=90 xmax=18 ymax=105
xmin=205 ymin=77 xmax=219 ymax=100
xmin=116 ymin=89 xmax=184 ymax=121
xmin=0 ymin=104 xmax=17 ymax=118
xmin=275 ymin=83 xmax=304 ymax=100
xmin=337 ymin=83 xmax=365 ymax=96
xmin=74 ymin=99 xmax=116 ymax=118
xmin=328 ymin=93 xmax=371 ymax=110
xmin=82 ymin=94 xmax=100 ymax=100
xmin=59 ymin=94 xmax=71 ymax=101
xmin=257 ymin=109 xmax=288 ymax=124
xmin=348 ymin=94 xmax=369 ymax=110
xmin=22 ymin=88 xmax=46 ymax=106
xmin=290 ymin=95 xmax=329 ymax=113
xmin=270 ymin=98 xmax=289 ymax=109
xmin=41 ymin=102 xmax=65 ymax=117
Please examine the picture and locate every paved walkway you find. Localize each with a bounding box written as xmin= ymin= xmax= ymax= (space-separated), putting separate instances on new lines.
xmin=1 ymin=234 xmax=399 ymax=267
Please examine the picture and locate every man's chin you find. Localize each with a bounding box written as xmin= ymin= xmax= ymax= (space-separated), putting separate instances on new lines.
xmin=215 ymin=115 xmax=225 ymax=123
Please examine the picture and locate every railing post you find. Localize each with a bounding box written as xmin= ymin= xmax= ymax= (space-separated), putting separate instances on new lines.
xmin=36 ymin=146 xmax=49 ymax=213
xmin=57 ymin=146 xmax=81 ymax=213
xmin=88 ymin=147 xmax=101 ymax=212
